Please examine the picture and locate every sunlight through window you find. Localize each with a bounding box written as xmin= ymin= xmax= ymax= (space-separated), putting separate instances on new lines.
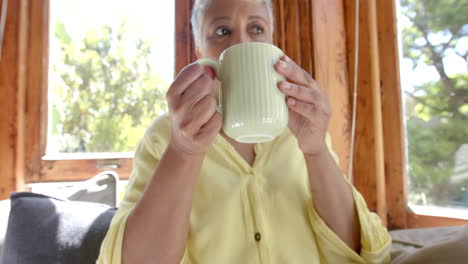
xmin=47 ymin=0 xmax=174 ymax=155
xmin=399 ymin=0 xmax=468 ymax=218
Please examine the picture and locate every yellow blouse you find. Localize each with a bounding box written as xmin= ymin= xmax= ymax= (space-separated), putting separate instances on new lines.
xmin=97 ymin=113 xmax=391 ymax=264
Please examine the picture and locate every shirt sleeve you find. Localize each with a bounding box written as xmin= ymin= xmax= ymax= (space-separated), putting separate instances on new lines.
xmin=308 ymin=187 xmax=391 ymax=263
xmin=96 ymin=124 xmax=192 ymax=264
xmin=307 ymin=134 xmax=392 ymax=264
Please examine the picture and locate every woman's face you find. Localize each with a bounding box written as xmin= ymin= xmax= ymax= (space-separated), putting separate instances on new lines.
xmin=196 ymin=0 xmax=273 ymax=60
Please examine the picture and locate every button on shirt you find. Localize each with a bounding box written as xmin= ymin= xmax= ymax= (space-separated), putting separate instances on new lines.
xmin=97 ymin=113 xmax=391 ymax=264
xmin=255 ymin=232 xmax=262 ymax=242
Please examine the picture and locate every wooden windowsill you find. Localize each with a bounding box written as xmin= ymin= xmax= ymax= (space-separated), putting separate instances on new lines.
xmin=409 ymin=204 xmax=468 ymax=220
xmin=26 ymin=157 xmax=134 ymax=183
xmin=407 ymin=213 xmax=468 ymax=228
xmin=42 ymin=152 xmax=134 ymax=160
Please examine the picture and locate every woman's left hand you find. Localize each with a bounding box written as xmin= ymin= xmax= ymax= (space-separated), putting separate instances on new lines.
xmin=275 ymin=55 xmax=332 ymax=156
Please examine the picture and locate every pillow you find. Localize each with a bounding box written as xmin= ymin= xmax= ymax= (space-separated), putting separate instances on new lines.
xmin=30 ymin=171 xmax=119 ymax=207
xmin=0 ymin=192 xmax=116 ymax=264
xmin=0 ymin=171 xmax=118 ymax=260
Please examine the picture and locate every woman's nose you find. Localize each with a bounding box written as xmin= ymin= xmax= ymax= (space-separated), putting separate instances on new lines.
xmin=230 ymin=31 xmax=253 ymax=46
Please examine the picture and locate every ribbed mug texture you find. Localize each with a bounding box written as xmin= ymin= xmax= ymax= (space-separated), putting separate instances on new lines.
xmin=198 ymin=42 xmax=288 ymax=143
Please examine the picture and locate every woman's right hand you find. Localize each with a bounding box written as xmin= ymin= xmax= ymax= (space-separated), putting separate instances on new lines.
xmin=166 ymin=63 xmax=222 ymax=156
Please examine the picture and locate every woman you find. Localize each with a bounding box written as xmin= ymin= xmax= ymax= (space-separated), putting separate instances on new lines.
xmin=98 ymin=0 xmax=391 ymax=263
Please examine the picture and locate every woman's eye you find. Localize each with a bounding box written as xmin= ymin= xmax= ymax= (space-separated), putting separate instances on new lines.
xmin=215 ymin=27 xmax=231 ymax=36
xmin=250 ymin=26 xmax=265 ymax=35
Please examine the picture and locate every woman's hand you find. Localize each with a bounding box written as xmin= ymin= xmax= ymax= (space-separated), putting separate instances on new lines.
xmin=166 ymin=63 xmax=222 ymax=156
xmin=275 ymin=55 xmax=332 ymax=156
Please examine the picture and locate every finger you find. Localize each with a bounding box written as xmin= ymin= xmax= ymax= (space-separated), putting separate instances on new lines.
xmin=170 ymin=74 xmax=213 ymax=128
xmin=180 ymin=74 xmax=213 ymax=108
xmin=184 ymin=95 xmax=218 ymax=134
xmin=287 ymin=97 xmax=322 ymax=119
xmin=278 ymin=81 xmax=322 ymax=104
xmin=275 ymin=55 xmax=319 ymax=89
xmin=167 ymin=63 xmax=206 ymax=97
xmin=171 ymin=73 xmax=212 ymax=117
xmin=195 ymin=111 xmax=222 ymax=142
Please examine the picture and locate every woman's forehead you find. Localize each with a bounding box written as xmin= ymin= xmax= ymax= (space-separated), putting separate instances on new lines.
xmin=203 ymin=0 xmax=270 ymax=21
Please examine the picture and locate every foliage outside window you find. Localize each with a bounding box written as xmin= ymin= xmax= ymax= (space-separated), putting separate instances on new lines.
xmin=48 ymin=0 xmax=173 ymax=154
xmin=400 ymin=0 xmax=468 ymax=212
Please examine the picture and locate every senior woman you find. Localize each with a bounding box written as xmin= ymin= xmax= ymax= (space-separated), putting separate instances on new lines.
xmin=98 ymin=0 xmax=391 ymax=263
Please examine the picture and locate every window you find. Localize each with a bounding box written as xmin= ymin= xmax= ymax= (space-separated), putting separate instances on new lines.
xmin=47 ymin=0 xmax=174 ymax=155
xmin=399 ymin=0 xmax=468 ymax=218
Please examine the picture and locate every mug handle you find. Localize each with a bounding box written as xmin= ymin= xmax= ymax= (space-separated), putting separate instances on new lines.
xmin=195 ymin=58 xmax=223 ymax=113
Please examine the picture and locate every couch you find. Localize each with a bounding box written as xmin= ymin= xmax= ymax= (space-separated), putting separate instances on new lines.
xmin=0 ymin=172 xmax=467 ymax=264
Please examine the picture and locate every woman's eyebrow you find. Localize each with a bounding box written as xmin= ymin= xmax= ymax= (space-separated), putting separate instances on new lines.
xmin=210 ymin=16 xmax=231 ymax=26
xmin=248 ymin=16 xmax=267 ymax=23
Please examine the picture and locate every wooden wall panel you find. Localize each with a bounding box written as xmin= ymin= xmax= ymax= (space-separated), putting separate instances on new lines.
xmin=298 ymin=0 xmax=313 ymax=75
xmin=276 ymin=0 xmax=313 ymax=75
xmin=24 ymin=0 xmax=49 ymax=182
xmin=283 ymin=0 xmax=300 ymax=62
xmin=188 ymin=0 xmax=197 ymax=63
xmin=272 ymin=0 xmax=285 ymax=50
xmin=0 ymin=0 xmax=27 ymax=199
xmin=272 ymin=0 xmax=351 ymax=175
xmin=344 ymin=0 xmax=387 ymax=223
xmin=310 ymin=0 xmax=351 ymax=176
xmin=376 ymin=0 xmax=408 ymax=228
xmin=175 ymin=0 xmax=195 ymax=75
xmin=344 ymin=0 xmax=357 ymax=112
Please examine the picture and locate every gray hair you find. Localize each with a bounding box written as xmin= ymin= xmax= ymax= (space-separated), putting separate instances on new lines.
xmin=191 ymin=0 xmax=274 ymax=47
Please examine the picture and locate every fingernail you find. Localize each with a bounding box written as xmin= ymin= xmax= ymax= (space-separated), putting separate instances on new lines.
xmin=204 ymin=66 xmax=216 ymax=80
xmin=282 ymin=82 xmax=291 ymax=90
xmin=281 ymin=55 xmax=291 ymax=62
xmin=288 ymin=98 xmax=296 ymax=106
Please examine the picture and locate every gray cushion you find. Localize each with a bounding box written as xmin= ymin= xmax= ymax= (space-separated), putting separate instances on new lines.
xmin=390 ymin=225 xmax=468 ymax=264
xmin=0 ymin=192 xmax=116 ymax=264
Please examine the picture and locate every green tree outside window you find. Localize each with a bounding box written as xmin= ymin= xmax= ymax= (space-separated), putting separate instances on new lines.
xmin=50 ymin=21 xmax=169 ymax=153
xmin=401 ymin=0 xmax=468 ymax=208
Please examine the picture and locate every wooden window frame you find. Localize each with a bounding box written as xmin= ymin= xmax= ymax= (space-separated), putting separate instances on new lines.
xmin=381 ymin=0 xmax=468 ymax=228
xmin=17 ymin=0 xmax=133 ymax=183
xmin=0 ymin=0 xmax=29 ymax=198
xmin=21 ymin=0 xmax=198 ymax=183
xmin=4 ymin=0 xmax=467 ymax=228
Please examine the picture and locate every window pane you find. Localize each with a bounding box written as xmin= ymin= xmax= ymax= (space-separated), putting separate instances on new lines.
xmin=399 ymin=0 xmax=468 ymax=216
xmin=47 ymin=0 xmax=174 ymax=154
